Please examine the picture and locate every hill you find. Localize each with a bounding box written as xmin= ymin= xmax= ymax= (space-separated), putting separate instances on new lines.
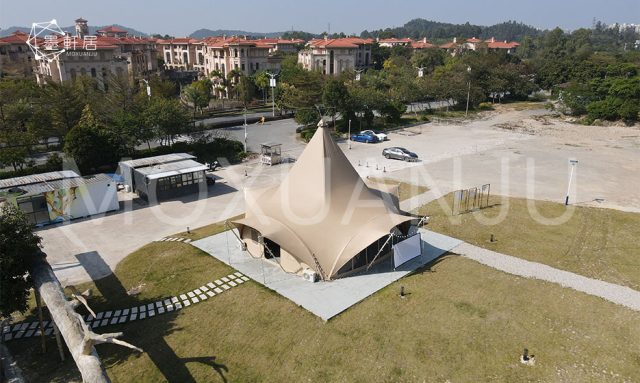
xmin=361 ymin=19 xmax=543 ymax=42
xmin=0 ymin=24 xmax=148 ymax=37
xmin=189 ymin=28 xmax=287 ymax=39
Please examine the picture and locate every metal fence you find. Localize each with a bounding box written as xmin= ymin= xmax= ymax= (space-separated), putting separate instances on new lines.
xmin=452 ymin=184 xmax=491 ymax=215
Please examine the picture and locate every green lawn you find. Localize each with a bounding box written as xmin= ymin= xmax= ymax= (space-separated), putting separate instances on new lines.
xmin=7 ymin=221 xmax=640 ymax=382
xmin=417 ymin=194 xmax=640 ymax=290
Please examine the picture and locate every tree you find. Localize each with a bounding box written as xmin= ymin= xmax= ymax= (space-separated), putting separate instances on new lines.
xmin=253 ymin=71 xmax=270 ymax=104
xmin=182 ymin=80 xmax=211 ymax=124
xmin=64 ymin=105 xmax=121 ymax=173
xmin=0 ymin=203 xmax=41 ymax=317
xmin=322 ymin=79 xmax=354 ymax=128
xmin=237 ymin=75 xmax=255 ymax=107
xmin=144 ymin=98 xmax=190 ymax=145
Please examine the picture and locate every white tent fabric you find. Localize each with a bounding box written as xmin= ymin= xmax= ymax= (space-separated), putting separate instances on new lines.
xmin=234 ymin=123 xmax=413 ymax=279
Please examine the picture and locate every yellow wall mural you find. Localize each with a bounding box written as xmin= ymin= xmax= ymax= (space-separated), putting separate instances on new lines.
xmin=45 ymin=186 xmax=79 ymax=222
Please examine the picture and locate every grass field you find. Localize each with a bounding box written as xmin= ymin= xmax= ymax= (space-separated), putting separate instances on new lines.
xmin=417 ymin=194 xmax=640 ymax=290
xmin=7 ymin=220 xmax=640 ymax=382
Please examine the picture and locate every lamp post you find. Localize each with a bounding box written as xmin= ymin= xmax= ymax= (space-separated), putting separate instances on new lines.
xmin=417 ymin=67 xmax=426 ymax=78
xmin=267 ymin=71 xmax=277 ymax=117
xmin=243 ymin=107 xmax=248 ymax=152
xmin=565 ymin=159 xmax=579 ymax=205
xmin=355 ymin=68 xmax=364 ymax=81
xmin=142 ymin=79 xmax=151 ymax=100
xmin=348 ymin=119 xmax=352 ymax=149
xmin=465 ymin=66 xmax=471 ymax=117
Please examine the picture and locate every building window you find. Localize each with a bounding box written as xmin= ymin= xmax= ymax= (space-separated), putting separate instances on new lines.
xmin=255 ymin=62 xmax=259 ymax=70
xmin=241 ymin=63 xmax=245 ymax=72
xmin=91 ymin=68 xmax=96 ymax=77
xmin=234 ymin=48 xmax=238 ymax=57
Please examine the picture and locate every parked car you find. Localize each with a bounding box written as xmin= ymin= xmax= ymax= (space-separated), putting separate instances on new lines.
xmin=350 ymin=132 xmax=379 ymax=143
xmin=382 ymin=147 xmax=419 ymax=161
xmin=360 ymin=130 xmax=388 ymax=141
xmin=206 ymin=173 xmax=216 ymax=185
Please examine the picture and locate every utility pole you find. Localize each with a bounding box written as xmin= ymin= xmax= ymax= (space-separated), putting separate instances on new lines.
xmin=465 ymin=66 xmax=471 ymax=117
xmin=348 ymin=119 xmax=352 ymax=149
xmin=267 ymin=72 xmax=277 ymax=117
xmin=565 ymin=159 xmax=579 ymax=205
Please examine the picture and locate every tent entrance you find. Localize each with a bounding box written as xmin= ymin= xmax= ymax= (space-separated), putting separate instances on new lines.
xmin=263 ymin=237 xmax=281 ymax=259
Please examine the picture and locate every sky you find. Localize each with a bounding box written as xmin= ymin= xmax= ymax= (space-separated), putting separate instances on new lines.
xmin=1 ymin=0 xmax=638 ymax=36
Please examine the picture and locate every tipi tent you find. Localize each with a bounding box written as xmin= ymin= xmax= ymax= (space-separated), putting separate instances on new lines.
xmin=234 ymin=122 xmax=414 ymax=280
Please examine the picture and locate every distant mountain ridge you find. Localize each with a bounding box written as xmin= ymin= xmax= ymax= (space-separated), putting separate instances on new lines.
xmin=0 ymin=24 xmax=148 ymax=37
xmin=361 ymin=19 xmax=543 ymax=42
xmin=189 ymin=29 xmax=288 ymax=39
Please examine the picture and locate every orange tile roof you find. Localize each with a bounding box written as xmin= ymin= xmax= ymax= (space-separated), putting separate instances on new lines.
xmin=308 ymin=37 xmax=373 ymax=48
xmin=439 ymin=42 xmax=458 ymax=49
xmin=411 ymin=41 xmax=436 ymax=49
xmin=487 ymin=40 xmax=519 ymax=49
xmin=466 ymin=37 xmax=482 ymax=43
xmin=0 ymin=31 xmax=29 ymax=44
xmin=379 ymin=38 xmax=412 ymax=44
xmin=97 ymin=25 xmax=127 ymax=34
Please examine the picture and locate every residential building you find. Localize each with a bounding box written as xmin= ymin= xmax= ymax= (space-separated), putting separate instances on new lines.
xmin=484 ymin=37 xmax=520 ymax=54
xmin=377 ymin=37 xmax=413 ymax=48
xmin=34 ymin=19 xmax=157 ymax=86
xmin=298 ymin=37 xmax=373 ymax=75
xmin=202 ymin=36 xmax=283 ymax=77
xmin=0 ymin=31 xmax=35 ymax=78
xmin=156 ymin=37 xmax=203 ymax=71
xmin=253 ymin=37 xmax=304 ymax=54
xmin=96 ymin=25 xmax=129 ymax=38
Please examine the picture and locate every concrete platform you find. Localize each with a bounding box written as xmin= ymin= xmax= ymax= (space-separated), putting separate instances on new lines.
xmin=192 ymin=229 xmax=462 ymax=321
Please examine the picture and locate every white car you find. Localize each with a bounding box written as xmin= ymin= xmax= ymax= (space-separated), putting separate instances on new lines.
xmin=360 ymin=130 xmax=388 ymax=141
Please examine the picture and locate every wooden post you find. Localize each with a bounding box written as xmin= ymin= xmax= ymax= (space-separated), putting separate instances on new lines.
xmin=30 ymin=254 xmax=111 ymax=383
xmin=52 ymin=323 xmax=66 ymax=362
xmin=34 ymin=288 xmax=47 ymax=354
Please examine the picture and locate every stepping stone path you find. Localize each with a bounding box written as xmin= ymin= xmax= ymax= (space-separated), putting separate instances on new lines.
xmin=156 ymin=237 xmax=192 ymax=243
xmin=2 ymin=272 xmax=250 ymax=343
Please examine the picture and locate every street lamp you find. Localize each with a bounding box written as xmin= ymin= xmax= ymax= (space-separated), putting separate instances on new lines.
xmin=417 ymin=67 xmax=426 ymax=78
xmin=243 ymin=107 xmax=248 ymax=152
xmin=465 ymin=66 xmax=471 ymax=117
xmin=355 ymin=68 xmax=364 ymax=81
xmin=267 ymin=71 xmax=278 ymax=117
xmin=565 ymin=159 xmax=579 ymax=205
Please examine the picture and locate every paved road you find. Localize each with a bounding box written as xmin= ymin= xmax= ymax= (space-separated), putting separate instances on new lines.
xmin=451 ymin=241 xmax=640 ymax=312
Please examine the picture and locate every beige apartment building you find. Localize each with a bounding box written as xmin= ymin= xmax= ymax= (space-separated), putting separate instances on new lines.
xmin=34 ymin=19 xmax=157 ymax=85
xmin=0 ymin=31 xmax=35 ymax=78
xmin=298 ymin=37 xmax=373 ymax=75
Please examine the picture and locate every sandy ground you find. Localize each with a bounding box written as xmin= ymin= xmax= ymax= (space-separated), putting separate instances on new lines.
xmin=40 ymin=106 xmax=640 ymax=284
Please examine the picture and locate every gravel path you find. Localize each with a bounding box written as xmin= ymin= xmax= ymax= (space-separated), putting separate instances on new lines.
xmin=452 ymin=242 xmax=640 ymax=312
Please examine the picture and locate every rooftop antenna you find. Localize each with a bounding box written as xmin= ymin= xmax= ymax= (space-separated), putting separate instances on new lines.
xmin=328 ymin=22 xmax=331 ymax=36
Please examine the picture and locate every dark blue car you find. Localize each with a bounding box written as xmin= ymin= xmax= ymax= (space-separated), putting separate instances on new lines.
xmin=350 ymin=132 xmax=379 ymax=143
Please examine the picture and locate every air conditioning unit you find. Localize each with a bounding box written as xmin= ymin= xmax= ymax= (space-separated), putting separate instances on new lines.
xmin=302 ymin=268 xmax=318 ymax=283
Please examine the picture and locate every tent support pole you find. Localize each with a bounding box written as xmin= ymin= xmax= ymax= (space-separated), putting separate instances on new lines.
xmin=367 ymin=234 xmax=394 ymax=271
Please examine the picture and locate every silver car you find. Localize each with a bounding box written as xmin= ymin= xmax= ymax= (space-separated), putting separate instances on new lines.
xmin=382 ymin=147 xmax=418 ymax=161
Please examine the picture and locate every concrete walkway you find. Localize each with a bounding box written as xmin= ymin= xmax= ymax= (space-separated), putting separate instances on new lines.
xmin=451 ymin=241 xmax=640 ymax=312
xmin=192 ymin=229 xmax=463 ymax=321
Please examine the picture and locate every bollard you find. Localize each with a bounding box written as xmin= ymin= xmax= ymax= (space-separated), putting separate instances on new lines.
xmin=187 ymin=226 xmax=191 ymax=234
xmin=383 ymin=166 xmax=386 ymax=172
xmin=376 ymin=164 xmax=379 ymax=170
xmin=244 ymin=169 xmax=248 ymax=177
xmin=490 ymin=234 xmax=495 ymax=243
xmin=400 ymin=286 xmax=405 ymax=299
